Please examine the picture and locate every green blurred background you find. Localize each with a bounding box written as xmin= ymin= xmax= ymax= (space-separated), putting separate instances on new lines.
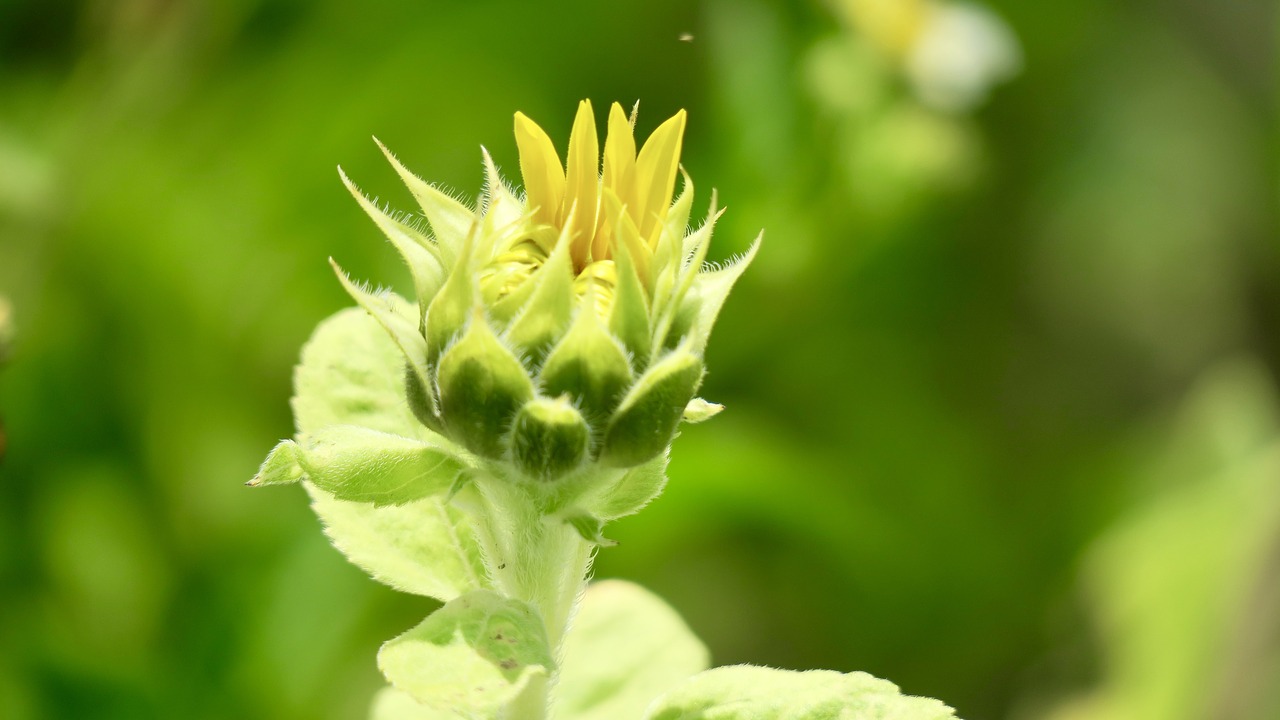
xmin=1 ymin=1 xmax=1277 ymax=718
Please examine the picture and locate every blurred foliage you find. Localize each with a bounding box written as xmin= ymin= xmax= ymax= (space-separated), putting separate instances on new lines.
xmin=0 ymin=1 xmax=1276 ymax=719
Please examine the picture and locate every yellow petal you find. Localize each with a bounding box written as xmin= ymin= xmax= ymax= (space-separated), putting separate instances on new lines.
xmin=632 ymin=110 xmax=686 ymax=248
xmin=561 ymin=99 xmax=600 ymax=268
xmin=595 ymin=102 xmax=637 ymax=260
xmin=514 ymin=111 xmax=566 ymax=227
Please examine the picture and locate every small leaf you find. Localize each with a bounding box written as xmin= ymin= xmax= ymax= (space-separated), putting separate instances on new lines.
xmin=295 ymin=426 xmax=466 ymax=507
xmin=600 ymin=346 xmax=703 ymax=468
xmin=559 ymin=580 xmax=709 ymax=720
xmin=436 ymin=312 xmax=535 ymax=458
xmin=249 ymin=439 xmax=302 ymax=487
xmin=376 ymin=138 xmax=475 ymax=262
xmin=644 ymin=666 xmax=961 ymax=720
xmin=510 ymin=397 xmax=590 ymax=480
xmin=378 ymin=590 xmax=554 ymax=718
xmin=682 ymin=398 xmax=723 ymax=424
xmin=562 ymin=511 xmax=617 ymax=547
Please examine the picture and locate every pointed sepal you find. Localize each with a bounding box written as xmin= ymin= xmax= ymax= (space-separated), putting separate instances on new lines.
xmin=375 ymin=138 xmax=475 ymax=262
xmin=682 ymin=397 xmax=723 ymax=424
xmin=294 ymin=426 xmax=467 ymax=507
xmin=248 ymin=439 xmax=303 ymax=487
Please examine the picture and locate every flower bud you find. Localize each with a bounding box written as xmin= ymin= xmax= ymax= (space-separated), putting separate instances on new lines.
xmin=510 ymin=397 xmax=590 ymax=480
xmin=335 ymin=101 xmax=756 ymax=477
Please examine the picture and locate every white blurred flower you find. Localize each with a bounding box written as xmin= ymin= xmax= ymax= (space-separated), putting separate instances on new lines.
xmin=905 ymin=2 xmax=1021 ymax=112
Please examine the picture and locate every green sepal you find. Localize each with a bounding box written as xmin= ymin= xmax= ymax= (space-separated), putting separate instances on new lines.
xmin=330 ymin=261 xmax=436 ymax=416
xmin=539 ymin=303 xmax=634 ymax=426
xmin=248 ymin=439 xmax=303 ymax=487
xmin=510 ymin=397 xmax=589 ymax=480
xmin=645 ymin=666 xmax=960 ymax=720
xmin=377 ymin=590 xmax=554 ymax=718
xmin=375 ymin=138 xmax=474 ymax=263
xmin=338 ymin=167 xmax=446 ymax=309
xmin=436 ymin=312 xmax=534 ymax=459
xmin=423 ymin=229 xmax=478 ymax=365
xmin=663 ymin=168 xmax=695 ymax=257
xmin=600 ymin=345 xmax=704 ymax=468
xmin=294 ymin=425 xmax=467 ymax=507
xmin=595 ymin=452 xmax=669 ymax=520
xmin=682 ymin=397 xmax=724 ymax=423
xmin=687 ymin=234 xmax=761 ymax=352
xmin=610 ymin=239 xmax=653 ymax=367
xmin=503 ymin=220 xmax=576 ymax=364
xmin=562 ymin=510 xmax=617 ymax=547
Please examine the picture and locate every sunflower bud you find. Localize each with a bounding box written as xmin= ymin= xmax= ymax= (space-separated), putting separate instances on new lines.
xmin=334 ymin=100 xmax=758 ymax=479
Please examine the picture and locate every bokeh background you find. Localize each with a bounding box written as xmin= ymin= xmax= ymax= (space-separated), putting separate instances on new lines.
xmin=1 ymin=1 xmax=1277 ymax=718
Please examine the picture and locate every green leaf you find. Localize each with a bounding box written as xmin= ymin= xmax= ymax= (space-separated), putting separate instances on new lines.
xmin=307 ymin=485 xmax=487 ymax=602
xmin=609 ymin=239 xmax=653 ymax=367
xmin=378 ymin=590 xmax=554 ymax=718
xmin=645 ymin=666 xmax=960 ymax=720
xmin=294 ymin=426 xmax=466 ymax=507
xmin=558 ymin=580 xmax=709 ymax=720
xmin=249 ymin=439 xmax=303 ymax=487
xmin=369 ymin=686 xmax=451 ymax=720
xmin=293 ymin=305 xmax=422 ymax=436
xmin=291 ymin=308 xmax=486 ymax=601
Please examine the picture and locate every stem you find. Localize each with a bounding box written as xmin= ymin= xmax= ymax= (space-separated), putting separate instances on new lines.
xmin=470 ymin=470 xmax=595 ymax=715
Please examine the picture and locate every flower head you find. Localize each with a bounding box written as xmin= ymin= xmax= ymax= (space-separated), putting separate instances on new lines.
xmin=334 ymin=101 xmax=757 ymax=479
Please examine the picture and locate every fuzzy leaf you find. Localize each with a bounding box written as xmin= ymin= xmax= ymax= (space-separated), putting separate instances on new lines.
xmin=250 ymin=439 xmax=303 ymax=487
xmin=504 ymin=220 xmax=575 ymax=362
xmin=610 ymin=238 xmax=653 ymax=367
xmin=645 ymin=666 xmax=960 ymax=720
xmin=378 ymin=590 xmax=554 ymax=718
xmin=294 ymin=426 xmax=466 ymax=507
xmin=291 ymin=308 xmax=486 ymax=601
xmin=558 ymin=580 xmax=709 ymax=720
xmin=369 ymin=687 xmax=451 ymax=720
